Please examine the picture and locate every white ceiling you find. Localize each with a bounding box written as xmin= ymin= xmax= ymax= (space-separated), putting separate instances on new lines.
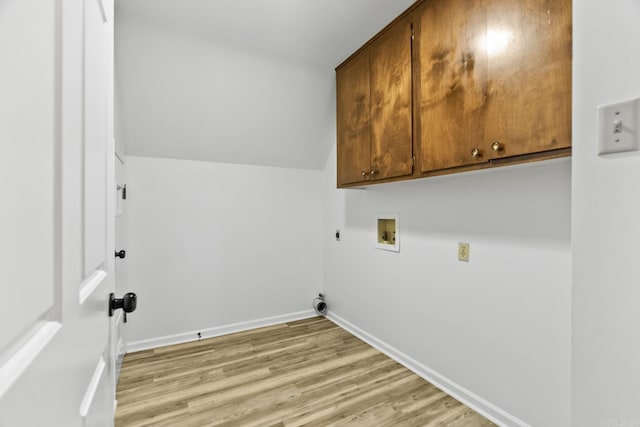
xmin=115 ymin=0 xmax=415 ymax=169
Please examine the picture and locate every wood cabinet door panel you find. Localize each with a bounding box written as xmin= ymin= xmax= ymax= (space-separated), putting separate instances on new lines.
xmin=370 ymin=20 xmax=413 ymax=180
xmin=418 ymin=0 xmax=489 ymax=172
xmin=484 ymin=0 xmax=572 ymax=159
xmin=337 ymin=52 xmax=371 ymax=186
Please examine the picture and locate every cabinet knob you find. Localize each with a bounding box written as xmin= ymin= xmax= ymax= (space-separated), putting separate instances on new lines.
xmin=491 ymin=141 xmax=502 ymax=152
xmin=471 ymin=148 xmax=481 ymax=158
xmin=361 ymin=170 xmax=367 ymax=177
xmin=370 ymin=170 xmax=377 ymax=176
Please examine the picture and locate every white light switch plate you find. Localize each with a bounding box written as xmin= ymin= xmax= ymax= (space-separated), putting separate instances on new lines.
xmin=598 ymin=98 xmax=639 ymax=155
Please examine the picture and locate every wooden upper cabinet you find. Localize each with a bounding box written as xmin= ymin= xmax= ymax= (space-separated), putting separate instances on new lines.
xmin=336 ymin=0 xmax=571 ymax=186
xmin=418 ymin=0 xmax=571 ymax=173
xmin=484 ymin=0 xmax=572 ymax=159
xmin=369 ymin=18 xmax=413 ymax=181
xmin=336 ymin=16 xmax=413 ymax=187
xmin=336 ymin=51 xmax=371 ymax=186
xmin=418 ymin=0 xmax=489 ymax=172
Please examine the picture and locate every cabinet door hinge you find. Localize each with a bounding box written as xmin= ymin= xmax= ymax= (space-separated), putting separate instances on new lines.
xmin=411 ymin=26 xmax=414 ymax=40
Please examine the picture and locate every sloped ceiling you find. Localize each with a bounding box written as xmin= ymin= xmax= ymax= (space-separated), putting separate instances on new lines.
xmin=115 ymin=0 xmax=415 ymax=170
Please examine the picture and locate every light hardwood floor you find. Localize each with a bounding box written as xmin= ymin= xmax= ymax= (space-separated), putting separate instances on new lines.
xmin=116 ymin=317 xmax=495 ymax=426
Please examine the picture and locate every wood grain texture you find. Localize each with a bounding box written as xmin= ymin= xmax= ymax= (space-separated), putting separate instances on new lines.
xmin=335 ymin=0 xmax=572 ymax=186
xmin=484 ymin=0 xmax=572 ymax=159
xmin=418 ymin=0 xmax=571 ymax=172
xmin=116 ymin=317 xmax=495 ymax=427
xmin=336 ymin=51 xmax=371 ymax=186
xmin=418 ymin=0 xmax=490 ymax=172
xmin=369 ymin=17 xmax=414 ymax=181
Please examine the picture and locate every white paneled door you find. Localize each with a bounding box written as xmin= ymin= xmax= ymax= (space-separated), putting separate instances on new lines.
xmin=0 ymin=0 xmax=116 ymax=426
xmin=114 ymin=155 xmax=127 ymax=378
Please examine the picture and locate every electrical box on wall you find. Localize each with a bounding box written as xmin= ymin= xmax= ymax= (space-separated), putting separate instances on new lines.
xmin=598 ymin=97 xmax=640 ymax=155
xmin=375 ymin=215 xmax=399 ymax=252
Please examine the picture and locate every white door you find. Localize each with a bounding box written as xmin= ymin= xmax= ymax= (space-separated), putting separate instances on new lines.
xmin=114 ymin=153 xmax=127 ymax=380
xmin=113 ymin=48 xmax=128 ymax=382
xmin=0 ymin=0 xmax=116 ymax=426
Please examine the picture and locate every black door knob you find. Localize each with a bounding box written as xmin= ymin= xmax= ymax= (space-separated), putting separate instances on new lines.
xmin=122 ymin=293 xmax=137 ymax=313
xmin=115 ymin=250 xmax=126 ymax=259
xmin=109 ymin=292 xmax=137 ymax=318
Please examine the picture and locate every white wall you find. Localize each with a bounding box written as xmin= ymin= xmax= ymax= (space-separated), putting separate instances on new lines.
xmin=115 ymin=10 xmax=335 ymax=170
xmin=572 ymin=1 xmax=640 ymax=425
xmin=125 ymin=156 xmax=323 ymax=346
xmin=322 ymin=145 xmax=572 ymax=425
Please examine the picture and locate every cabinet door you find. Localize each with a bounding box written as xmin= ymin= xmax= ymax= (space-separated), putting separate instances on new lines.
xmin=337 ymin=51 xmax=371 ymax=186
xmin=484 ymin=0 xmax=572 ymax=158
xmin=418 ymin=0 xmax=489 ymax=172
xmin=370 ymin=18 xmax=413 ymax=181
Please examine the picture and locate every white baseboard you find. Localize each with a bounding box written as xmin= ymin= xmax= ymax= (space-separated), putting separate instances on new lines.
xmin=127 ymin=310 xmax=317 ymax=353
xmin=326 ymin=311 xmax=530 ymax=427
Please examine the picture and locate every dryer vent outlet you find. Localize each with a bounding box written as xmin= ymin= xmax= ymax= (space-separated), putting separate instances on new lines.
xmin=312 ymin=294 xmax=327 ymax=316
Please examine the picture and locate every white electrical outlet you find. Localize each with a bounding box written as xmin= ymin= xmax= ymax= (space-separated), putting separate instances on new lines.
xmin=458 ymin=242 xmax=470 ymax=262
xmin=598 ymin=98 xmax=639 ymax=155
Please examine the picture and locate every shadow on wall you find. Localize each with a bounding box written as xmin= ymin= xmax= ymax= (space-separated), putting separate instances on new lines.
xmin=342 ymin=161 xmax=571 ymax=243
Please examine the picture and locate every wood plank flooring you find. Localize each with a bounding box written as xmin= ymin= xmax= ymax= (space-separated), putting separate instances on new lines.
xmin=115 ymin=317 xmax=495 ymax=427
